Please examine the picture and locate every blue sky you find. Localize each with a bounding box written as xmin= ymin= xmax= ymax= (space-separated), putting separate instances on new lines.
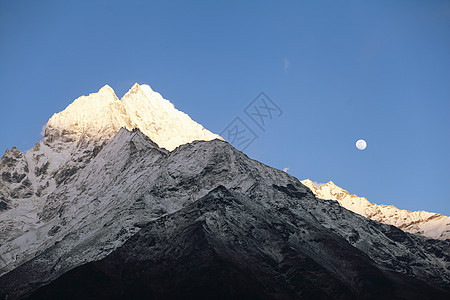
xmin=1 ymin=0 xmax=449 ymax=215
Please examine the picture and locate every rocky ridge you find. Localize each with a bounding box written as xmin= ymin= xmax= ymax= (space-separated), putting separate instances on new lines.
xmin=301 ymin=179 xmax=450 ymax=240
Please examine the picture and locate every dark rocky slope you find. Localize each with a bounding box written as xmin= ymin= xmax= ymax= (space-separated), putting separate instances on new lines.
xmin=19 ymin=187 xmax=450 ymax=299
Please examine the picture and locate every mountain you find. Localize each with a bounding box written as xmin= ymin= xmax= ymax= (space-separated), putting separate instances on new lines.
xmin=301 ymin=180 xmax=450 ymax=240
xmin=0 ymin=84 xmax=449 ymax=299
xmin=0 ymin=83 xmax=221 ymax=276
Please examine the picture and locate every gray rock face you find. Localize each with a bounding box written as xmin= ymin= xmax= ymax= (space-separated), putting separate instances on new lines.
xmin=0 ymin=128 xmax=449 ymax=299
xmin=0 ymin=147 xmax=32 ymax=202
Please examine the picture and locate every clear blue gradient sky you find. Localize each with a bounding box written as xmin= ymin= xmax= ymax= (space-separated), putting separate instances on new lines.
xmin=1 ymin=1 xmax=449 ymax=215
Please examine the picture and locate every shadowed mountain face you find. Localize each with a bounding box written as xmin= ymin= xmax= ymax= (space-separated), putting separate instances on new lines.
xmin=27 ymin=186 xmax=449 ymax=300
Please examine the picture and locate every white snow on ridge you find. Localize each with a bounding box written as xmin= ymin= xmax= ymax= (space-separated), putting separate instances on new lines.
xmin=301 ymin=179 xmax=450 ymax=240
xmin=45 ymin=83 xmax=222 ymax=151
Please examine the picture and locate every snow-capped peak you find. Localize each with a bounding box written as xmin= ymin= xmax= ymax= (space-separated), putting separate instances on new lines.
xmin=140 ymin=83 xmax=154 ymax=94
xmin=44 ymin=83 xmax=222 ymax=151
xmin=301 ymin=179 xmax=450 ymax=240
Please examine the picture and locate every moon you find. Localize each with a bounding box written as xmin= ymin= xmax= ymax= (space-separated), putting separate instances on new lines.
xmin=356 ymin=139 xmax=367 ymax=150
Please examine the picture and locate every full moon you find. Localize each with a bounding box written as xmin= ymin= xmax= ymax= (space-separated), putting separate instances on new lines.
xmin=356 ymin=139 xmax=367 ymax=150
